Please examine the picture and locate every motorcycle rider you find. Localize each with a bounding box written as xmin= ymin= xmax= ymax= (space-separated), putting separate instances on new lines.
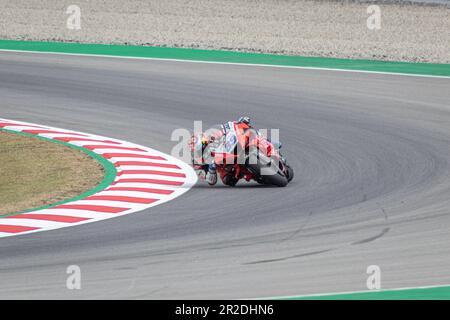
xmin=191 ymin=116 xmax=252 ymax=185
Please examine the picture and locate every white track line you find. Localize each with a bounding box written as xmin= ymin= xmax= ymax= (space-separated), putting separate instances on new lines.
xmin=1 ymin=49 xmax=450 ymax=79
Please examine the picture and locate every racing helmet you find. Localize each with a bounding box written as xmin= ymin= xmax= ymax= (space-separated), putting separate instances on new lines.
xmin=237 ymin=116 xmax=251 ymax=125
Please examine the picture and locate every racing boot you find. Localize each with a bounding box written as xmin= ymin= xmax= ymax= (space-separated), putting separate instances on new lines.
xmin=206 ymin=163 xmax=217 ymax=186
xmin=197 ymin=170 xmax=206 ymax=180
xmin=193 ymin=164 xmax=207 ymax=180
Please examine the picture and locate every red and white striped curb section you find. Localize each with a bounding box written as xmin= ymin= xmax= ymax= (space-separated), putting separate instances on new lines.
xmin=0 ymin=118 xmax=197 ymax=238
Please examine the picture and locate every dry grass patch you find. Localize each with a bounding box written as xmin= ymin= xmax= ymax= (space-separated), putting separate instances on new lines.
xmin=0 ymin=131 xmax=104 ymax=214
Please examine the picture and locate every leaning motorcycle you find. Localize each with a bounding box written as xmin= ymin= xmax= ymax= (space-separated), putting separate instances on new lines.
xmin=190 ymin=123 xmax=293 ymax=187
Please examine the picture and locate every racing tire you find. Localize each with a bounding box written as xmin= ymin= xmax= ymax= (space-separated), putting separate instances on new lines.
xmin=222 ymin=174 xmax=239 ymax=187
xmin=285 ymin=164 xmax=294 ymax=182
xmin=260 ymin=171 xmax=288 ymax=187
xmin=247 ymin=157 xmax=288 ymax=187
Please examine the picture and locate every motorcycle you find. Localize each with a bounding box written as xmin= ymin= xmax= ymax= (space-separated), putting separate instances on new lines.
xmin=190 ymin=122 xmax=294 ymax=187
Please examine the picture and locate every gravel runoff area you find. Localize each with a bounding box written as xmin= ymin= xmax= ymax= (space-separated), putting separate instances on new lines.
xmin=0 ymin=0 xmax=449 ymax=63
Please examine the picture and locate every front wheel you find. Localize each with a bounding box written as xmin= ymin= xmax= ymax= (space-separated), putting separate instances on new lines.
xmin=259 ymin=171 xmax=288 ymax=187
xmin=247 ymin=153 xmax=289 ymax=187
xmin=285 ymin=164 xmax=294 ymax=182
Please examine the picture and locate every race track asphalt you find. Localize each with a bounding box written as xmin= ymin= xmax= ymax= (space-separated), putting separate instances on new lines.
xmin=1 ymin=51 xmax=450 ymax=299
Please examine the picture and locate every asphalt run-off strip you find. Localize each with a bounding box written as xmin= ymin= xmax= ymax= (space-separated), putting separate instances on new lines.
xmin=0 ymin=118 xmax=197 ymax=238
xmin=0 ymin=40 xmax=450 ymax=78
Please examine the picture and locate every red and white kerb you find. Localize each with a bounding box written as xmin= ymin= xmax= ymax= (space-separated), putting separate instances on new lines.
xmin=0 ymin=118 xmax=197 ymax=238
